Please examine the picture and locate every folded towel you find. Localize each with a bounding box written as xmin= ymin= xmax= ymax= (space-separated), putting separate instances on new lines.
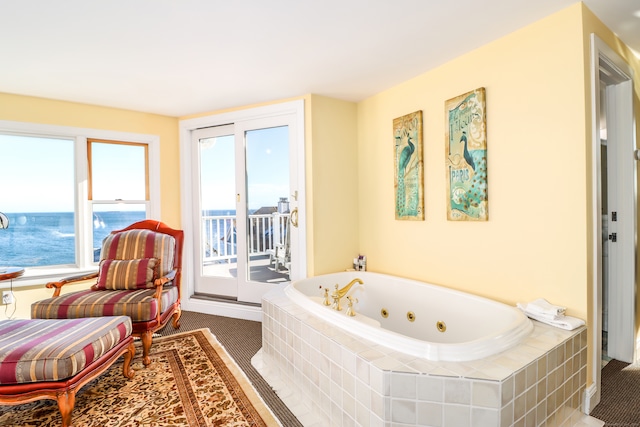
xmin=516 ymin=301 xmax=584 ymax=331
xmin=519 ymin=309 xmax=585 ymax=331
xmin=516 ymin=302 xmax=563 ymax=321
xmin=524 ymin=298 xmax=566 ymax=318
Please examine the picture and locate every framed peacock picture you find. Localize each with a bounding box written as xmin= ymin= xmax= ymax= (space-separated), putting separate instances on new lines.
xmin=393 ymin=110 xmax=424 ymax=220
xmin=445 ymin=87 xmax=488 ymax=221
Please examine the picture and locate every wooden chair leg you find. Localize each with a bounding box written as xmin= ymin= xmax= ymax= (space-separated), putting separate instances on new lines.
xmin=123 ymin=341 xmax=136 ymax=379
xmin=56 ymin=390 xmax=75 ymax=427
xmin=140 ymin=331 xmax=153 ymax=366
xmin=171 ymin=308 xmax=182 ymax=329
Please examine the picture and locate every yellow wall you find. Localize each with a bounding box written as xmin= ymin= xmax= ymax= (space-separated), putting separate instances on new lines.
xmin=307 ymin=95 xmax=359 ymax=274
xmin=358 ymin=4 xmax=588 ymax=316
xmin=354 ymin=3 xmax=640 ymax=388
xmin=0 ymin=93 xmax=181 ymax=227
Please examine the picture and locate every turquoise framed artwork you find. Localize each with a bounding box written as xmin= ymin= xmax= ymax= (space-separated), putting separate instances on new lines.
xmin=394 ymin=110 xmax=424 ymax=220
xmin=445 ymin=88 xmax=488 ymax=221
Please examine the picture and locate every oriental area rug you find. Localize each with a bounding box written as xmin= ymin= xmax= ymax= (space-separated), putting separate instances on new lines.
xmin=0 ymin=329 xmax=281 ymax=427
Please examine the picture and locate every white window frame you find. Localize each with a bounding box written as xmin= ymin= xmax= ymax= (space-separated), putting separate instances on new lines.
xmin=0 ymin=120 xmax=161 ymax=288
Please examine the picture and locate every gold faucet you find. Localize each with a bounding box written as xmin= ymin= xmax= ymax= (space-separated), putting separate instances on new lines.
xmin=320 ymin=287 xmax=331 ymax=306
xmin=330 ymin=278 xmax=363 ymax=311
xmin=345 ymin=296 xmax=358 ymax=317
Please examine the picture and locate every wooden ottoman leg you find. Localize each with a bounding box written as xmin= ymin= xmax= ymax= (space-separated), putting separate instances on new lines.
xmin=56 ymin=390 xmax=75 ymax=427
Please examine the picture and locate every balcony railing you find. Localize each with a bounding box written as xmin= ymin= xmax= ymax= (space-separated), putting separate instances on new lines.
xmin=202 ymin=212 xmax=290 ymax=264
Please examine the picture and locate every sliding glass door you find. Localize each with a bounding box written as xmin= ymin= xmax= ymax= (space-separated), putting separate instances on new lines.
xmin=191 ymin=113 xmax=300 ymax=304
xmin=193 ymin=125 xmax=237 ymax=298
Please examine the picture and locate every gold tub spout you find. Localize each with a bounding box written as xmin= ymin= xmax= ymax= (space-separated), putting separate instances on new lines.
xmin=330 ymin=278 xmax=363 ymax=311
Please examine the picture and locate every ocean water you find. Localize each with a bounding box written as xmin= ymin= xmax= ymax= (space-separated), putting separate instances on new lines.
xmin=0 ymin=211 xmax=145 ymax=267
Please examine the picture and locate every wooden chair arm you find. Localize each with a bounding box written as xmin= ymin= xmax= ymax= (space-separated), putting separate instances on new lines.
xmin=152 ymin=269 xmax=179 ymax=324
xmin=46 ymin=272 xmax=99 ymax=297
xmin=153 ymin=269 xmax=177 ymax=287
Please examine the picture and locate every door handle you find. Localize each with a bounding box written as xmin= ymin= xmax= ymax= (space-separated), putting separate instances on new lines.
xmin=290 ymin=208 xmax=299 ymax=228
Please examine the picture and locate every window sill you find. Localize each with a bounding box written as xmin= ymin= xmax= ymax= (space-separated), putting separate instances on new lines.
xmin=0 ymin=266 xmax=98 ymax=289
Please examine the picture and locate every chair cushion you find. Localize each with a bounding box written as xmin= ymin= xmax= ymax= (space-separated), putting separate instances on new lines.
xmin=0 ymin=316 xmax=132 ymax=385
xmin=31 ymin=286 xmax=179 ymax=322
xmin=96 ymin=258 xmax=159 ymax=290
xmin=101 ymin=229 xmax=175 ymax=277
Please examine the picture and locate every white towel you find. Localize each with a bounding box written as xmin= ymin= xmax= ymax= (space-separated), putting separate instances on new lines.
xmin=516 ymin=301 xmax=585 ymax=331
xmin=516 ymin=303 xmax=562 ymax=322
xmin=520 ymin=309 xmax=585 ymax=331
xmin=524 ymin=298 xmax=566 ymax=318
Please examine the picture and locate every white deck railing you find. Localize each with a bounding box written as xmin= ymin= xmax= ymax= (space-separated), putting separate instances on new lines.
xmin=202 ymin=212 xmax=289 ymax=264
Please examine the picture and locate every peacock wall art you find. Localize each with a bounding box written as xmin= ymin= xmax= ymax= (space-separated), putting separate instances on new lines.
xmin=393 ymin=110 xmax=424 ymax=220
xmin=445 ymin=87 xmax=488 ymax=221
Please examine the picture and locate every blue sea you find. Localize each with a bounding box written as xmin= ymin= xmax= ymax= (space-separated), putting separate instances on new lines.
xmin=0 ymin=211 xmax=145 ymax=267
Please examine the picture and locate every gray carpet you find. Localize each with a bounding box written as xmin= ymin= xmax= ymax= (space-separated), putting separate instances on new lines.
xmin=158 ymin=310 xmax=303 ymax=427
xmin=590 ymin=359 xmax=640 ymax=426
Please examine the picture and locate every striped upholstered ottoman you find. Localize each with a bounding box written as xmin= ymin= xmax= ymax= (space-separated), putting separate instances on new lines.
xmin=0 ymin=316 xmax=135 ymax=427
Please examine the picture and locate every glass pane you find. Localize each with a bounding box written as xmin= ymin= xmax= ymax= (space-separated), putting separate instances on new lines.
xmin=245 ymin=126 xmax=290 ymax=283
xmin=92 ymin=204 xmax=146 ymax=262
xmin=91 ymin=142 xmax=146 ymax=200
xmin=199 ymin=134 xmax=237 ymax=279
xmin=0 ymin=134 xmax=75 ymax=267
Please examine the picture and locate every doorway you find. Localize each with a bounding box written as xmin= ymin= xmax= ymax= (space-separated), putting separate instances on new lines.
xmin=179 ymin=100 xmax=306 ymax=314
xmin=589 ymin=34 xmax=636 ymax=412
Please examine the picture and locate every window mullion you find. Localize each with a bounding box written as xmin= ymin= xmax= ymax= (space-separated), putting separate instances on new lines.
xmin=75 ymin=136 xmax=92 ymax=269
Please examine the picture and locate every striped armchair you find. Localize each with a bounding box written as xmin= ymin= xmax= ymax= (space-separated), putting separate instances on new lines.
xmin=31 ymin=220 xmax=184 ymax=366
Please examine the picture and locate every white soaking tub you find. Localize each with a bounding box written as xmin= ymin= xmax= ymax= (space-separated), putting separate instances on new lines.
xmin=284 ymin=271 xmax=532 ymax=361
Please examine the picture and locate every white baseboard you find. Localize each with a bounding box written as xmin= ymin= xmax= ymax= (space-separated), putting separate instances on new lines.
xmin=182 ymin=297 xmax=263 ymax=322
xmin=583 ymin=383 xmax=599 ymax=414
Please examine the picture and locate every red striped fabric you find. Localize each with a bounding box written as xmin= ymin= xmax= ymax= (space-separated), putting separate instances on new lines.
xmin=99 ymin=229 xmax=175 ymax=278
xmin=31 ymin=286 xmax=179 ymax=322
xmin=0 ymin=317 xmax=132 ymax=385
xmin=96 ymin=258 xmax=158 ymax=290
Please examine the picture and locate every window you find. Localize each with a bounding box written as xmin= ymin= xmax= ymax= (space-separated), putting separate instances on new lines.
xmin=88 ymin=139 xmax=149 ymax=261
xmin=0 ymin=121 xmax=160 ymax=281
xmin=0 ymin=134 xmax=76 ymax=266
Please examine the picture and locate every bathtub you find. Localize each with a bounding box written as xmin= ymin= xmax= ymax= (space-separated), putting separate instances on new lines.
xmin=284 ymin=271 xmax=533 ymax=361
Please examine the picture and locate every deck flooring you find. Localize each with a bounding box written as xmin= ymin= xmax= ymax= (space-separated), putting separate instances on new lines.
xmin=202 ymin=255 xmax=289 ymax=284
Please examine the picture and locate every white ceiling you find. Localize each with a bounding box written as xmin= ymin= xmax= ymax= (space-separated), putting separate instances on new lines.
xmin=1 ymin=0 xmax=638 ymax=117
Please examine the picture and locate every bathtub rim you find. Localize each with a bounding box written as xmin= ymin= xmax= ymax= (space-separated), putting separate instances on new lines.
xmin=284 ymin=271 xmax=534 ymax=362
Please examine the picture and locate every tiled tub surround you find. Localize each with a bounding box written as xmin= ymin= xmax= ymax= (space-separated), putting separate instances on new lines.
xmin=254 ymin=289 xmax=589 ymax=427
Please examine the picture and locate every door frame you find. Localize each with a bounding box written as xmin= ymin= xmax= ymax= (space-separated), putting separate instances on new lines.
xmin=587 ymin=34 xmax=636 ymax=413
xmin=178 ymin=99 xmax=306 ymax=320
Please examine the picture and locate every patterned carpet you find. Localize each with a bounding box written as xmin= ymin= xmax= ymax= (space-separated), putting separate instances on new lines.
xmin=0 ymin=328 xmax=281 ymax=426
xmin=590 ymin=359 xmax=640 ymax=426
xmin=0 ymin=311 xmax=303 ymax=427
xmin=159 ymin=310 xmax=303 ymax=427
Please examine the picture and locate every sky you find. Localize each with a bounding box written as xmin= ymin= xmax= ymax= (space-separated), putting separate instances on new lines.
xmin=199 ymin=126 xmax=290 ymax=212
xmin=0 ymin=126 xmax=290 ymax=213
xmin=1 ymin=134 xmax=75 ymax=212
